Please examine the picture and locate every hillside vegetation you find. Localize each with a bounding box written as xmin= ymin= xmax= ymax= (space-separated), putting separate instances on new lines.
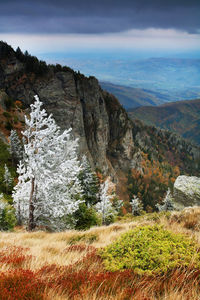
xmin=0 ymin=41 xmax=200 ymax=213
xmin=1 ymin=208 xmax=200 ymax=299
xmin=128 ymin=99 xmax=200 ymax=146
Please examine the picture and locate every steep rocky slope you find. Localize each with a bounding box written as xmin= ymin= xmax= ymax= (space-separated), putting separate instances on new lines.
xmin=0 ymin=41 xmax=200 ymax=203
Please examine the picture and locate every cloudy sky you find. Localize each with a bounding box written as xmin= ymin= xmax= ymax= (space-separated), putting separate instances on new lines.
xmin=0 ymin=0 xmax=200 ymax=58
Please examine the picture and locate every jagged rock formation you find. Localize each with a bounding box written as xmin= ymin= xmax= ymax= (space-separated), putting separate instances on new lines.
xmin=0 ymin=41 xmax=200 ymax=200
xmin=173 ymin=175 xmax=200 ymax=208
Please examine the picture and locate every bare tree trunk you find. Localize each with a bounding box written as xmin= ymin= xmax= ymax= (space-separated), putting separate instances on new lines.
xmin=17 ymin=202 xmax=22 ymax=226
xmin=28 ymin=178 xmax=35 ymax=231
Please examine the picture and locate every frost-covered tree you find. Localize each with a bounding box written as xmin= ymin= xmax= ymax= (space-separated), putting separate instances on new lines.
xmin=131 ymin=195 xmax=143 ymax=216
xmin=95 ymin=179 xmax=115 ymax=224
xmin=112 ymin=197 xmax=123 ymax=215
xmin=78 ymin=155 xmax=99 ymax=206
xmin=0 ymin=194 xmax=4 ymax=208
xmin=3 ymin=164 xmax=13 ymax=193
xmin=9 ymin=130 xmax=23 ymax=165
xmin=156 ymin=188 xmax=175 ymax=212
xmin=13 ymin=96 xmax=82 ymax=231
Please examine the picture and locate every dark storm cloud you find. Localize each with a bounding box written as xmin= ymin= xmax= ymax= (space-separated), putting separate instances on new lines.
xmin=0 ymin=0 xmax=200 ymax=33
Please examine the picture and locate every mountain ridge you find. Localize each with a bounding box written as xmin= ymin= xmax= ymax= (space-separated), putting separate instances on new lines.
xmin=128 ymin=98 xmax=200 ymax=146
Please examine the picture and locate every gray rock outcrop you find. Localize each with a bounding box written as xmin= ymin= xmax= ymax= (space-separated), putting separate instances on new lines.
xmin=173 ymin=175 xmax=200 ymax=208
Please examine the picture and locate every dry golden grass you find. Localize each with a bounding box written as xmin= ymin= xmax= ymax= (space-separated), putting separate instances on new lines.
xmin=0 ymin=221 xmax=143 ymax=270
xmin=1 ymin=208 xmax=200 ymax=299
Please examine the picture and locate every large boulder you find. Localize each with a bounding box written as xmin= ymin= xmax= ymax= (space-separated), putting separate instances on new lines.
xmin=173 ymin=175 xmax=200 ymax=208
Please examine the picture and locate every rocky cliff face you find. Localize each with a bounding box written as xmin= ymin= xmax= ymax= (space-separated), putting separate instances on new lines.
xmin=0 ymin=42 xmax=200 ymax=199
xmin=0 ymin=42 xmax=136 ymax=185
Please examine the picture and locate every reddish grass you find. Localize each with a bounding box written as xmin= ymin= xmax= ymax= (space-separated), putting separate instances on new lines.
xmin=38 ymin=262 xmax=200 ymax=299
xmin=37 ymin=248 xmax=200 ymax=299
xmin=0 ymin=246 xmax=32 ymax=267
xmin=1 ymin=238 xmax=200 ymax=299
xmin=0 ymin=269 xmax=45 ymax=300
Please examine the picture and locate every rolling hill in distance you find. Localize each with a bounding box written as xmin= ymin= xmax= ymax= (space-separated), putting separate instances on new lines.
xmin=128 ymin=99 xmax=200 ymax=146
xmin=100 ymin=82 xmax=165 ymax=109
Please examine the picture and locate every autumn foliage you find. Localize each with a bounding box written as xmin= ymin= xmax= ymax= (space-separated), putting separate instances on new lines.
xmin=127 ymin=152 xmax=180 ymax=210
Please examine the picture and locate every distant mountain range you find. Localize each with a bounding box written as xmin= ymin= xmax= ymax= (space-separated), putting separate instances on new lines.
xmin=128 ymin=99 xmax=200 ymax=146
xmin=100 ymin=82 xmax=165 ymax=109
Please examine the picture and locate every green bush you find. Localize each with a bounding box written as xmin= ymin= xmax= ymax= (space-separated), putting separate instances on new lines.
xmin=104 ymin=214 xmax=115 ymax=226
xmin=100 ymin=225 xmax=200 ymax=274
xmin=3 ymin=194 xmax=13 ymax=205
xmin=0 ymin=202 xmax=16 ymax=231
xmin=74 ymin=203 xmax=101 ymax=230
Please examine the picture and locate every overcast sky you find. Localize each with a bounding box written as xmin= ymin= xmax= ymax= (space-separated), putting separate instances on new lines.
xmin=0 ymin=0 xmax=200 ymax=57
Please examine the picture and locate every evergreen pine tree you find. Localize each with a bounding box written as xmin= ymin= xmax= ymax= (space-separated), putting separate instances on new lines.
xmin=131 ymin=195 xmax=143 ymax=216
xmin=3 ymin=164 xmax=13 ymax=193
xmin=156 ymin=188 xmax=175 ymax=211
xmin=9 ymin=130 xmax=23 ymax=165
xmin=79 ymin=155 xmax=99 ymax=206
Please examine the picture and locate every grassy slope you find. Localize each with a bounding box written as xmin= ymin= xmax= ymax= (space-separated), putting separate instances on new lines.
xmin=1 ymin=208 xmax=200 ymax=299
xmin=128 ymin=98 xmax=200 ymax=145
